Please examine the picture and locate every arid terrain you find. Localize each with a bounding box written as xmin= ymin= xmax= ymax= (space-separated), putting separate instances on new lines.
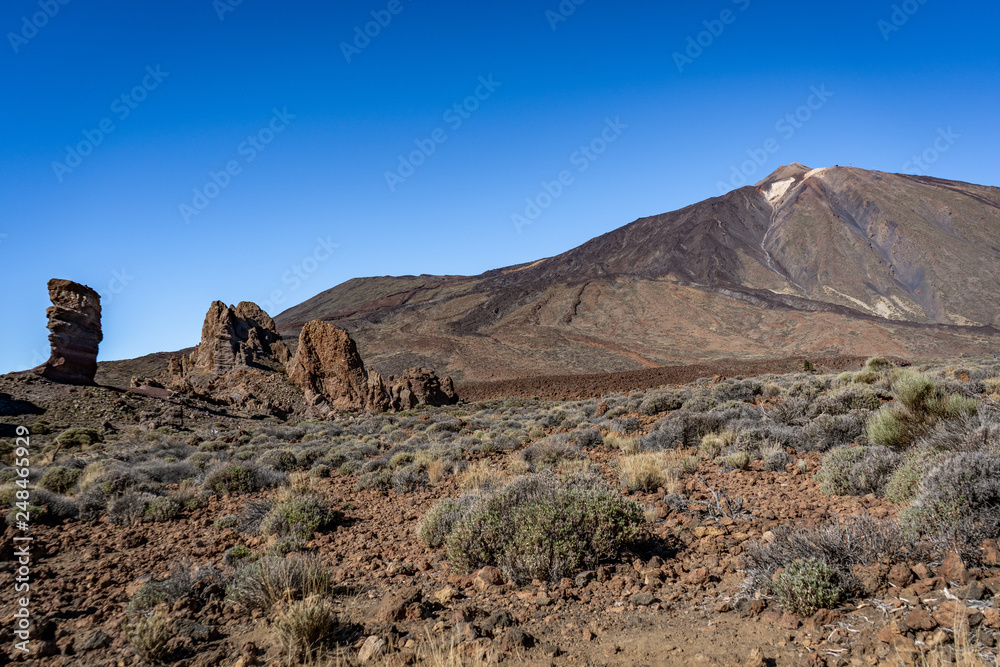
xmin=2 ymin=354 xmax=1000 ymax=666
xmin=3 ymin=165 xmax=1000 ymax=666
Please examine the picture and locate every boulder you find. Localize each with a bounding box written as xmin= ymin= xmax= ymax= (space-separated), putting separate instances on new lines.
xmin=286 ymin=323 xmax=459 ymax=414
xmin=286 ymin=321 xmax=371 ymax=412
xmin=386 ymin=367 xmax=458 ymax=410
xmin=34 ymin=279 xmax=103 ymax=385
xmin=189 ymin=301 xmax=289 ymax=374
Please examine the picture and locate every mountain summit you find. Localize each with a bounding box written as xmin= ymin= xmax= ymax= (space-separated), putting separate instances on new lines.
xmin=276 ymin=165 xmax=1000 ymax=381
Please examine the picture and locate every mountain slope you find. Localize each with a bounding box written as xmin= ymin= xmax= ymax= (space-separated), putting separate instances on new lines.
xmin=275 ymin=165 xmax=1000 ymax=381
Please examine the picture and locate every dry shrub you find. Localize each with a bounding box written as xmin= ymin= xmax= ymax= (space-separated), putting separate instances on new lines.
xmin=605 ymin=432 xmax=641 ymax=455
xmin=273 ymin=595 xmax=339 ymax=662
xmin=460 ymin=460 xmax=505 ymax=494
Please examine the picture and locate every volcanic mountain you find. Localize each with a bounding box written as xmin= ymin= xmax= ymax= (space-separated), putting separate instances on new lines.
xmin=275 ymin=164 xmax=1000 ymax=382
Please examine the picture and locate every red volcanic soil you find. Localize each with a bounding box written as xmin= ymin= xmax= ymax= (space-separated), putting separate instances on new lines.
xmin=457 ymin=355 xmax=877 ymax=402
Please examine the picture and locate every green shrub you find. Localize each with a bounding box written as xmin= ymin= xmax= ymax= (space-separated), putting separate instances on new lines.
xmin=722 ymin=451 xmax=751 ymax=470
xmin=883 ymin=447 xmax=943 ymax=504
xmin=355 ymin=469 xmax=391 ymax=492
xmin=638 ymin=392 xmax=683 ymax=416
xmin=418 ymin=496 xmax=477 ymax=548
xmin=144 ymin=496 xmax=181 ymax=522
xmin=202 ymin=463 xmax=286 ymax=496
xmin=772 ymin=558 xmax=842 ymax=615
xmin=865 ymin=405 xmax=911 ymax=448
xmin=446 ymin=473 xmax=645 ymax=584
xmin=38 ymin=466 xmax=82 ymax=494
xmin=816 ymin=445 xmax=899 ymax=497
xmin=892 ymin=371 xmax=938 ymax=414
xmin=261 ymin=492 xmax=338 ymax=544
xmin=258 ymin=449 xmax=299 ymax=471
xmin=127 ymin=613 xmax=172 ymax=664
xmin=743 ymin=514 xmax=905 ymax=603
xmin=55 ymin=428 xmax=103 ymax=450
xmin=864 ymin=357 xmax=893 ymax=372
xmin=852 ymin=370 xmax=878 ymax=384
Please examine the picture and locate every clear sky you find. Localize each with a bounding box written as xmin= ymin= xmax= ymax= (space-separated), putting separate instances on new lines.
xmin=2 ymin=0 xmax=998 ymax=374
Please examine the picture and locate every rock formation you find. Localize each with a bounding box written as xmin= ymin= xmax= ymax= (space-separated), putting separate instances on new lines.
xmin=287 ymin=320 xmax=459 ymax=414
xmin=34 ymin=279 xmax=103 ymax=385
xmin=188 ymin=301 xmax=289 ymax=374
xmin=287 ymin=321 xmax=372 ymax=412
xmin=385 ymin=367 xmax=458 ymax=410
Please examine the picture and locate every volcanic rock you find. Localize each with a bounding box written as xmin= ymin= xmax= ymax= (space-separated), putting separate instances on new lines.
xmin=287 ymin=322 xmax=459 ymax=413
xmin=286 ymin=321 xmax=372 ymax=412
xmin=386 ymin=367 xmax=458 ymax=410
xmin=189 ymin=301 xmax=289 ymax=374
xmin=34 ymin=279 xmax=103 ymax=385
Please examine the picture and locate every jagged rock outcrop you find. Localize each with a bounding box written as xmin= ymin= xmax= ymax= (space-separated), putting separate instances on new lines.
xmin=34 ymin=279 xmax=103 ymax=385
xmin=189 ymin=301 xmax=289 ymax=374
xmin=287 ymin=321 xmax=459 ymax=414
xmin=385 ymin=367 xmax=458 ymax=410
xmin=287 ymin=321 xmax=372 ymax=412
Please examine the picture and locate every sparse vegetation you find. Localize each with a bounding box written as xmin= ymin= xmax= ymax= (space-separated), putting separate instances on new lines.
xmin=438 ymin=473 xmax=645 ymax=583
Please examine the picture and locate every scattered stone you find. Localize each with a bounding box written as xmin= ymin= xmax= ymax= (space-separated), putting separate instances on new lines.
xmin=887 ymin=563 xmax=914 ymax=588
xmin=358 ymin=635 xmax=386 ymax=663
xmin=434 ymin=586 xmax=459 ymax=605
xmin=938 ymin=552 xmax=968 ymax=584
xmin=630 ymin=591 xmax=656 ymax=606
xmin=368 ymin=586 xmax=421 ymax=624
xmin=903 ymin=608 xmax=937 ymax=631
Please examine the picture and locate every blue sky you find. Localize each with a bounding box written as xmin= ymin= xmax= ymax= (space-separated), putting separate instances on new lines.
xmin=2 ymin=0 xmax=998 ymax=373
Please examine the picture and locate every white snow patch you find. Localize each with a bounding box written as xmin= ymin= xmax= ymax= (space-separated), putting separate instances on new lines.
xmin=804 ymin=168 xmax=830 ymax=180
xmin=763 ymin=178 xmax=795 ymax=204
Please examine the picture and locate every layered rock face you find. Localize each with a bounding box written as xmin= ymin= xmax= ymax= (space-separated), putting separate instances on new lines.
xmin=35 ymin=279 xmax=103 ymax=385
xmin=188 ymin=301 xmax=289 ymax=374
xmin=287 ymin=321 xmax=458 ymax=414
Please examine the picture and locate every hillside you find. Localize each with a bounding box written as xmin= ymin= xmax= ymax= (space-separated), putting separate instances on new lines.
xmin=275 ymin=164 xmax=1000 ymax=382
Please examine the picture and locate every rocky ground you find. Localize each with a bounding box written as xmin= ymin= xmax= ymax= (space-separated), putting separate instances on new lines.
xmin=1 ymin=357 xmax=999 ymax=666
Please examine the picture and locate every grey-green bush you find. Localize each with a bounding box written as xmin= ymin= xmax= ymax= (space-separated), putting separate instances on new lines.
xmin=445 ymin=473 xmax=645 ymax=584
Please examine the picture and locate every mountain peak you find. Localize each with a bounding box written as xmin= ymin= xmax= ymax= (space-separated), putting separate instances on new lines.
xmin=756 ymin=162 xmax=813 ymax=188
